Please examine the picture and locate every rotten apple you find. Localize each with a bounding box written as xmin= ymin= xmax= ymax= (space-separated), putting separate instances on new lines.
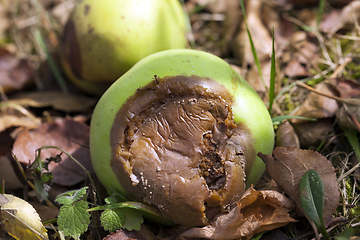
xmin=60 ymin=0 xmax=187 ymax=95
xmin=90 ymin=49 xmax=274 ymax=227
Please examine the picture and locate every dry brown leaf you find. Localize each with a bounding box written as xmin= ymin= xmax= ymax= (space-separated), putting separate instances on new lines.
xmin=321 ymin=1 xmax=360 ymax=33
xmin=233 ymin=0 xmax=272 ymax=65
xmin=292 ymin=82 xmax=339 ymax=124
xmin=10 ymin=91 xmax=96 ymax=112
xmin=284 ymin=36 xmax=319 ymax=78
xmin=284 ymin=58 xmax=311 ymax=78
xmin=103 ymin=229 xmax=149 ymax=240
xmin=245 ymin=60 xmax=272 ymax=98
xmin=275 ymin=121 xmax=300 ymax=148
xmin=177 ymin=187 xmax=295 ymax=240
xmin=329 ymin=78 xmax=360 ymax=99
xmin=0 ymin=115 xmax=41 ymax=132
xmin=337 ymin=104 xmax=360 ymax=131
xmin=258 ymin=146 xmax=340 ymax=226
xmin=0 ymin=47 xmax=34 ymax=93
xmin=12 ymin=118 xmax=93 ymax=186
xmin=220 ymin=0 xmax=241 ymax=56
xmin=292 ymin=118 xmax=335 ymax=148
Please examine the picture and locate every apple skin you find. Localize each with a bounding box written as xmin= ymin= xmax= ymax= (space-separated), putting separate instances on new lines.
xmin=90 ymin=49 xmax=274 ymax=196
xmin=60 ymin=0 xmax=187 ymax=95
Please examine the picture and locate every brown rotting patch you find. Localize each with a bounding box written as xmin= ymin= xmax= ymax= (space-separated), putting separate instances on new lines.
xmin=110 ymin=75 xmax=255 ymax=227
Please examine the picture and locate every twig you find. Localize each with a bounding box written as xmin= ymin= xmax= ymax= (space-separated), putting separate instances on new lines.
xmin=329 ymin=57 xmax=352 ymax=78
xmin=296 ymin=81 xmax=360 ymax=106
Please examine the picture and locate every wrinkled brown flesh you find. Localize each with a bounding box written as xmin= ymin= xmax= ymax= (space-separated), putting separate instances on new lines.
xmin=110 ymin=76 xmax=255 ymax=227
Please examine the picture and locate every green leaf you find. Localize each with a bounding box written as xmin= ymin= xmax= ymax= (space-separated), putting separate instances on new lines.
xmin=299 ymin=169 xmax=330 ymax=240
xmin=72 ymin=186 xmax=88 ymax=202
xmin=57 ymin=200 xmax=90 ymax=238
xmin=334 ymin=228 xmax=354 ymax=240
xmin=55 ymin=186 xmax=88 ymax=205
xmin=34 ymin=179 xmax=49 ymax=202
xmin=100 ymin=208 xmax=125 ymax=232
xmin=99 ymin=202 xmax=144 ymax=232
xmin=342 ymin=127 xmax=360 ymax=162
xmin=121 ymin=208 xmax=144 ymax=231
xmin=55 ymin=195 xmax=73 ymax=206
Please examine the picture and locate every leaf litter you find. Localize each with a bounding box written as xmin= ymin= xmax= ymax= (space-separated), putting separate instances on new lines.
xmin=12 ymin=118 xmax=93 ymax=186
xmin=258 ymin=146 xmax=340 ymax=226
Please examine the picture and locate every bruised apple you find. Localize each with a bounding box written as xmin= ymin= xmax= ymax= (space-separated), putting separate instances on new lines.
xmin=60 ymin=0 xmax=187 ymax=95
xmin=90 ymin=49 xmax=274 ymax=227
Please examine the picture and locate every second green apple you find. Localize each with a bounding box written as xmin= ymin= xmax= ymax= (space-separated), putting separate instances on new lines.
xmin=60 ymin=0 xmax=187 ymax=95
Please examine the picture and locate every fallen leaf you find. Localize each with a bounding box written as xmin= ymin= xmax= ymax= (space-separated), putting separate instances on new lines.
xmin=245 ymin=60 xmax=272 ymax=98
xmin=321 ymin=1 xmax=360 ymax=33
xmin=103 ymin=229 xmax=148 ymax=240
xmin=258 ymin=146 xmax=340 ymax=226
xmin=0 ymin=114 xmax=41 ymax=133
xmin=336 ymin=104 xmax=360 ymax=131
xmin=292 ymin=118 xmax=335 ymax=148
xmin=233 ymin=0 xmax=272 ymax=65
xmin=292 ymin=82 xmax=339 ymax=124
xmin=275 ymin=121 xmax=300 ymax=148
xmin=0 ymin=194 xmax=48 ymax=240
xmin=177 ymin=187 xmax=295 ymax=240
xmin=12 ymin=118 xmax=93 ymax=186
xmin=329 ymin=78 xmax=360 ymax=99
xmin=284 ymin=37 xmax=319 ymax=78
xmin=0 ymin=47 xmax=34 ymax=93
xmin=285 ymin=58 xmax=312 ymax=78
xmin=10 ymin=91 xmax=96 ymax=112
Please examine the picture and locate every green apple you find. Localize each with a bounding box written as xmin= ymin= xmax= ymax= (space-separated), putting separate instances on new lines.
xmin=90 ymin=49 xmax=274 ymax=227
xmin=60 ymin=0 xmax=187 ymax=95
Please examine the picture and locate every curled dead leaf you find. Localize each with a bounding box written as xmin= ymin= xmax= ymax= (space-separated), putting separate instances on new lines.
xmin=275 ymin=121 xmax=300 ymax=148
xmin=177 ymin=187 xmax=295 ymax=240
xmin=258 ymin=147 xmax=340 ymax=226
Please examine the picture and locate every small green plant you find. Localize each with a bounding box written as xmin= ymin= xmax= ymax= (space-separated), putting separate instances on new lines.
xmin=55 ymin=187 xmax=91 ymax=239
xmin=299 ymin=169 xmax=330 ymax=240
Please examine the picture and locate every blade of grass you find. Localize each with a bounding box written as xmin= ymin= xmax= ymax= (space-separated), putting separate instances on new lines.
xmin=33 ymin=29 xmax=69 ymax=94
xmin=342 ymin=127 xmax=360 ymax=162
xmin=271 ymin=115 xmax=316 ymax=124
xmin=239 ymin=0 xmax=267 ymax=93
xmin=268 ymin=27 xmax=276 ymax=113
xmin=316 ymin=0 xmax=326 ymax=30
